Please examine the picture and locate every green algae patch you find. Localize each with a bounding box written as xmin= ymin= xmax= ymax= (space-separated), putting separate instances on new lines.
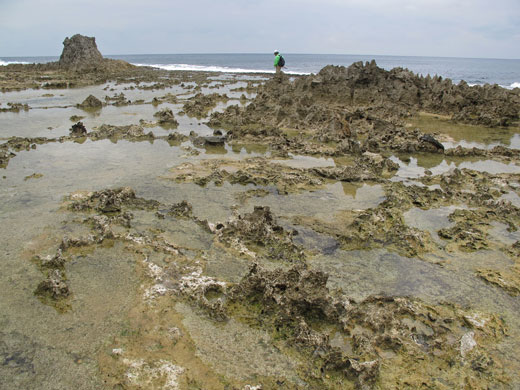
xmin=24 ymin=172 xmax=43 ymax=181
xmin=477 ymin=268 xmax=520 ymax=297
xmin=98 ymin=295 xmax=232 ymax=390
xmin=224 ymin=262 xmax=510 ymax=389
xmin=292 ymin=200 xmax=439 ymax=259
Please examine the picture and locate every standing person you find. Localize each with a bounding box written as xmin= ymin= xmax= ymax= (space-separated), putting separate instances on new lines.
xmin=274 ymin=50 xmax=285 ymax=73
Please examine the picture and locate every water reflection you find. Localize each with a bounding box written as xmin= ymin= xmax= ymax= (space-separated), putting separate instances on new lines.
xmin=245 ymin=182 xmax=385 ymax=218
xmin=230 ymin=143 xmax=268 ymax=155
xmin=408 ymin=112 xmax=520 ymax=149
xmin=403 ymin=206 xmax=461 ymax=244
xmin=311 ymin=248 xmax=518 ymax=311
xmin=391 ymin=156 xmax=520 ymax=179
xmin=272 ymin=153 xmax=336 ymax=169
xmin=202 ymin=144 xmax=227 ymax=155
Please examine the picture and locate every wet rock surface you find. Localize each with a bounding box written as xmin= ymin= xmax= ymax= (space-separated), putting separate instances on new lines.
xmin=70 ymin=121 xmax=87 ymax=137
xmin=216 ymin=206 xmax=305 ymax=262
xmin=34 ymin=269 xmax=70 ymax=299
xmin=311 ymin=154 xmax=399 ymax=182
xmin=191 ymin=135 xmax=227 ymax=147
xmin=167 ymin=157 xmax=325 ymax=193
xmin=225 ymin=262 xmax=508 ymax=389
xmin=209 ymin=61 xmax=519 ymax=160
xmin=77 ymin=94 xmax=103 ymax=109
xmin=88 ymin=124 xmax=155 ymax=141
xmin=183 ymin=93 xmax=229 ymax=118
xmin=154 ymin=108 xmax=179 ymax=126
xmin=24 ymin=179 xmax=517 ymax=387
xmin=67 ymin=187 xmax=159 ymax=213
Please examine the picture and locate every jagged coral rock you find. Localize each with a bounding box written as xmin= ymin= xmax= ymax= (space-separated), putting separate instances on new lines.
xmin=59 ymin=34 xmax=104 ymax=68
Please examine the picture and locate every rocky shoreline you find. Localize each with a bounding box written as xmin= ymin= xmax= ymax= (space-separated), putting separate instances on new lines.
xmin=1 ymin=35 xmax=520 ymax=389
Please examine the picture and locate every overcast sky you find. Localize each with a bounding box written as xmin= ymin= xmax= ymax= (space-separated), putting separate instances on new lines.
xmin=1 ymin=0 xmax=519 ymax=59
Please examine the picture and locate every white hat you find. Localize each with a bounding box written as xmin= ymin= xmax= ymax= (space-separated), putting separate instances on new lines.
xmin=274 ymin=50 xmax=279 ymax=54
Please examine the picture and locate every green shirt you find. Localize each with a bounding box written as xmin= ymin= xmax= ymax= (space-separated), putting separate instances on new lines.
xmin=274 ymin=54 xmax=281 ymax=66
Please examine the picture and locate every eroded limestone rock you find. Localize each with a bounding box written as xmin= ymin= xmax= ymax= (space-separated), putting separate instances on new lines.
xmin=67 ymin=187 xmax=159 ymax=213
xmin=77 ymin=94 xmax=103 ymax=109
xmin=167 ymin=157 xmax=324 ymax=193
xmin=88 ymin=124 xmax=154 ymax=141
xmin=217 ymin=206 xmax=304 ymax=262
xmin=183 ymin=93 xmax=229 ymax=118
xmin=227 ymin=262 xmax=508 ymax=389
xmin=70 ymin=121 xmax=87 ymax=137
xmin=105 ymin=92 xmax=131 ymax=106
xmin=208 ymin=61 xmax=518 ymax=165
xmin=35 ymin=269 xmax=70 ymax=300
xmin=58 ymin=34 xmax=104 ymax=69
xmin=154 ymin=108 xmax=179 ymax=126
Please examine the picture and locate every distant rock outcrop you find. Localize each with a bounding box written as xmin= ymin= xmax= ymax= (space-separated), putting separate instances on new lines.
xmin=210 ymin=61 xmax=520 ymax=132
xmin=58 ymin=34 xmax=104 ymax=68
xmin=77 ymin=94 xmax=103 ymax=109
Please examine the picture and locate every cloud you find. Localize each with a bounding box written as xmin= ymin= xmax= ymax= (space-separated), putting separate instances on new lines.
xmin=0 ymin=0 xmax=518 ymax=58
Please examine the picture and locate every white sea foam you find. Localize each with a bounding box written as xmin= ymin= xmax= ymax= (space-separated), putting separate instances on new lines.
xmin=132 ymin=63 xmax=309 ymax=75
xmin=466 ymin=81 xmax=520 ymax=90
xmin=498 ymin=82 xmax=520 ymax=90
xmin=0 ymin=60 xmax=30 ymax=66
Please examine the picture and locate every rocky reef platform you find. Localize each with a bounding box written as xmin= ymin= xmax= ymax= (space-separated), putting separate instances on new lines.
xmin=1 ymin=35 xmax=520 ymax=390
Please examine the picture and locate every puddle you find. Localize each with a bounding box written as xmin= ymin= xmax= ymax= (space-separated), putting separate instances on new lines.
xmin=488 ymin=221 xmax=520 ymax=246
xmin=404 ymin=206 xmax=461 ymax=243
xmin=0 ymin=211 xmax=139 ymax=390
xmin=311 ymin=248 xmax=517 ymax=311
xmin=391 ymin=156 xmax=520 ymax=179
xmin=133 ymin=210 xmax=214 ymax=251
xmin=244 ymin=182 xmax=385 ymax=218
xmin=458 ymin=159 xmax=520 ymax=174
xmin=202 ymin=246 xmax=250 ymax=283
xmin=500 ymin=191 xmax=520 ymax=207
xmin=272 ymin=154 xmax=336 ymax=169
xmin=291 ymin=225 xmax=340 ymax=254
xmin=408 ymin=112 xmax=520 ymax=149
xmin=1 ymin=85 xmax=194 ymax=139
xmin=175 ymin=302 xmax=304 ymax=384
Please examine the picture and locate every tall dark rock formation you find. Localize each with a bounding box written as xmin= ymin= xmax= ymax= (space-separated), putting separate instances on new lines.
xmin=58 ymin=34 xmax=104 ymax=68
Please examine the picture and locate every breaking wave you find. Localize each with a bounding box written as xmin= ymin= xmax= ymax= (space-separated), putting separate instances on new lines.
xmin=0 ymin=59 xmax=30 ymax=66
xmin=132 ymin=62 xmax=309 ymax=75
xmin=458 ymin=81 xmax=519 ymax=89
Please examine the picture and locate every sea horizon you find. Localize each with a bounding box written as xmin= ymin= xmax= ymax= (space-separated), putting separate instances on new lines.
xmin=2 ymin=51 xmax=520 ymax=61
xmin=2 ymin=52 xmax=520 ymax=89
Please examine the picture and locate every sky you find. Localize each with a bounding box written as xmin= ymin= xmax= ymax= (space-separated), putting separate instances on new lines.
xmin=1 ymin=0 xmax=519 ymax=59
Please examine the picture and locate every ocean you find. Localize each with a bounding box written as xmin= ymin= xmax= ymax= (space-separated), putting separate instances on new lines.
xmin=1 ymin=53 xmax=519 ymax=89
